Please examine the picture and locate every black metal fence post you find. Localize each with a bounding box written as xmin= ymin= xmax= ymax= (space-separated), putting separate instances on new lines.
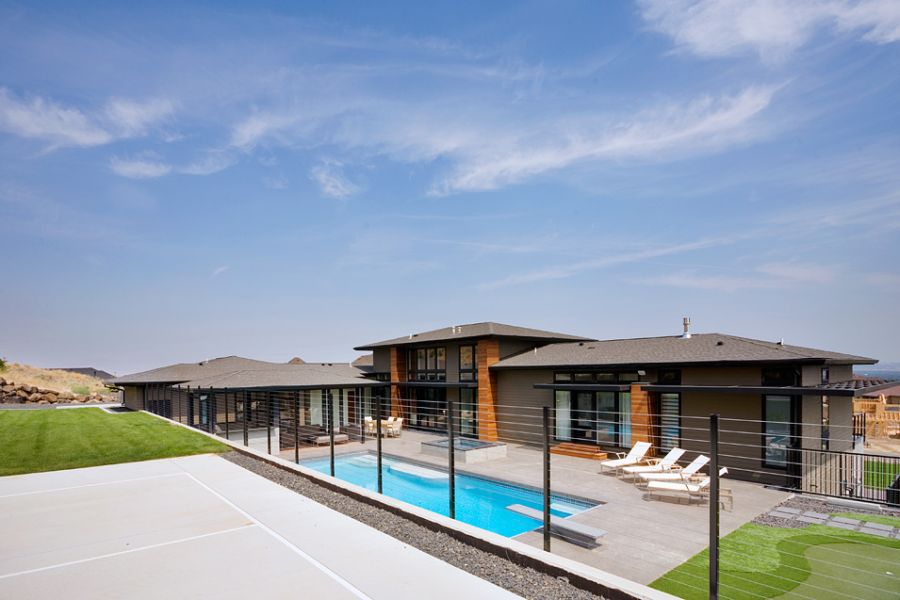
xmin=209 ymin=389 xmax=216 ymax=434
xmin=224 ymin=391 xmax=230 ymax=439
xmin=358 ymin=388 xmax=365 ymax=444
xmin=448 ymin=396 xmax=456 ymax=519
xmin=376 ymin=394 xmax=383 ymax=494
xmin=243 ymin=391 xmax=249 ymax=447
xmin=294 ymin=391 xmax=300 ymax=464
xmin=328 ymin=390 xmax=335 ymax=477
xmin=542 ymin=405 xmax=551 ymax=552
xmin=710 ymin=413 xmax=720 ymax=600
xmin=266 ymin=391 xmax=272 ymax=455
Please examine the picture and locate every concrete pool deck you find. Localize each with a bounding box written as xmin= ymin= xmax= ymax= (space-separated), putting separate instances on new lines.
xmin=0 ymin=454 xmax=521 ymax=600
xmin=280 ymin=429 xmax=791 ymax=584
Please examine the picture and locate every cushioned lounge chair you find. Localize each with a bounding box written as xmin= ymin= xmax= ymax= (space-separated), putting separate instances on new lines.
xmin=622 ymin=447 xmax=685 ymax=480
xmin=646 ymin=468 xmax=730 ymax=507
xmin=599 ymin=441 xmax=652 ymax=475
xmin=638 ymin=454 xmax=709 ymax=484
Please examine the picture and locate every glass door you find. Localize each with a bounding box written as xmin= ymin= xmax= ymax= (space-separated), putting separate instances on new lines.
xmin=572 ymin=392 xmax=596 ymax=442
xmin=595 ymin=392 xmax=618 ymax=445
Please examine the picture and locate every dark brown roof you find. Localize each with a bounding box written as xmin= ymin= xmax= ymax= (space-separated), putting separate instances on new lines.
xmin=111 ymin=356 xmax=284 ymax=385
xmin=175 ymin=363 xmax=379 ymax=390
xmin=492 ymin=333 xmax=877 ymax=369
xmin=355 ymin=322 xmax=592 ymax=351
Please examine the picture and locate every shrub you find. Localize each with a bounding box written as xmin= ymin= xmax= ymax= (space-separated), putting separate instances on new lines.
xmin=71 ymin=385 xmax=91 ymax=396
xmin=0 ymin=357 xmax=6 ymax=372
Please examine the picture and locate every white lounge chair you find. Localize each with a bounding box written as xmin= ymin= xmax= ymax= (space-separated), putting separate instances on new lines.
xmin=363 ymin=416 xmax=376 ymax=435
xmin=638 ymin=454 xmax=709 ymax=483
xmin=599 ymin=441 xmax=652 ymax=475
xmin=646 ymin=468 xmax=730 ymax=507
xmin=622 ymin=447 xmax=685 ymax=480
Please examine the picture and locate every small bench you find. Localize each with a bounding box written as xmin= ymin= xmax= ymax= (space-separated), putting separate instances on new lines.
xmin=507 ymin=504 xmax=606 ymax=548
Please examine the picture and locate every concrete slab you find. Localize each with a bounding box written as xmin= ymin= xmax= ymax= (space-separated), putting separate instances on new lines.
xmin=768 ymin=510 xmax=798 ymax=520
xmin=862 ymin=522 xmax=895 ymax=532
xmin=802 ymin=511 xmax=829 ymax=520
xmin=777 ymin=507 xmax=802 ymax=515
xmin=832 ymin=516 xmax=861 ymax=525
xmin=826 ymin=521 xmax=858 ymax=531
xmin=797 ymin=516 xmax=826 ymax=525
xmin=0 ymin=455 xmax=520 ymax=600
xmin=860 ymin=527 xmax=892 ymax=538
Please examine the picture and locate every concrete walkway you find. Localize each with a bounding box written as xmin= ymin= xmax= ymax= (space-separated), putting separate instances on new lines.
xmin=0 ymin=455 xmax=521 ymax=600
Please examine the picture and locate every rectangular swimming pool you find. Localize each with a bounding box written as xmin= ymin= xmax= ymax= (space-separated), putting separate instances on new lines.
xmin=301 ymin=452 xmax=599 ymax=537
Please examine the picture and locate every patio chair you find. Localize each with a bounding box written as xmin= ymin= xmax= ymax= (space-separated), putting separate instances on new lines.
xmin=646 ymin=468 xmax=730 ymax=507
xmin=637 ymin=454 xmax=710 ymax=484
xmin=599 ymin=441 xmax=652 ymax=475
xmin=622 ymin=447 xmax=685 ymax=481
xmin=363 ymin=416 xmax=376 ymax=435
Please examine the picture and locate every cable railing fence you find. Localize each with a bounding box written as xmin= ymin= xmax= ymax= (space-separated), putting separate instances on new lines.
xmin=138 ymin=386 xmax=900 ymax=600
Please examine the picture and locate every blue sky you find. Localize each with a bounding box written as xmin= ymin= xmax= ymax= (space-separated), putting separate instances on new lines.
xmin=2 ymin=1 xmax=899 ymax=374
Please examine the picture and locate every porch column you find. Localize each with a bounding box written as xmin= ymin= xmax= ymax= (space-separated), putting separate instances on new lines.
xmin=476 ymin=339 xmax=500 ymax=441
xmin=389 ymin=347 xmax=406 ymax=418
xmin=630 ymin=383 xmax=653 ymax=452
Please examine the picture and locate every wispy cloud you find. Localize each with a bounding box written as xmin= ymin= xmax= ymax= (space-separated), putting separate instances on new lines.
xmin=109 ymin=156 xmax=172 ymax=179
xmin=479 ymin=234 xmax=748 ymax=290
xmin=631 ymin=262 xmax=837 ymax=292
xmin=211 ymin=265 xmax=230 ymax=278
xmin=639 ymin=0 xmax=900 ymax=61
xmin=180 ymin=152 xmax=236 ymax=176
xmin=263 ymin=175 xmax=288 ymax=190
xmin=0 ymin=88 xmax=174 ymax=150
xmin=309 ymin=160 xmax=359 ymax=198
xmin=0 ymin=87 xmax=112 ymax=148
xmin=432 ymin=85 xmax=778 ymax=194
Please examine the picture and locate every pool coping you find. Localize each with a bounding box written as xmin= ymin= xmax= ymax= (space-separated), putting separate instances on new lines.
xmin=152 ymin=411 xmax=678 ymax=600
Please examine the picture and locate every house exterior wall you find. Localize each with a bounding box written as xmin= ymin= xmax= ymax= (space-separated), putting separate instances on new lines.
xmin=495 ymin=368 xmax=554 ymax=445
xmin=123 ymin=385 xmax=142 ymax=410
xmin=373 ymin=348 xmax=390 ymax=373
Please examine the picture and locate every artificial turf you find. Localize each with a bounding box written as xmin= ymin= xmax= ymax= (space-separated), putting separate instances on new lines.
xmin=650 ymin=522 xmax=900 ymax=599
xmin=865 ymin=460 xmax=900 ymax=490
xmin=0 ymin=408 xmax=228 ymax=476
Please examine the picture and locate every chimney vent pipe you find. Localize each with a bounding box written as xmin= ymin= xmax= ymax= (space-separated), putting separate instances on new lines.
xmin=682 ymin=317 xmax=691 ymax=339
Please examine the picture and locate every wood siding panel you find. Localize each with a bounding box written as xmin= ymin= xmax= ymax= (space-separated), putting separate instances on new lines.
xmin=477 ymin=339 xmax=500 ymax=441
xmin=630 ymin=384 xmax=653 ymax=452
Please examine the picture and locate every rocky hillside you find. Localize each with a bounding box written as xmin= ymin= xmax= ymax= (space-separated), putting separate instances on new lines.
xmin=0 ymin=362 xmax=116 ymax=405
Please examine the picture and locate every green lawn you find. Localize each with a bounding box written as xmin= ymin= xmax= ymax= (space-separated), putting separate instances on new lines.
xmin=865 ymin=460 xmax=900 ymax=490
xmin=651 ymin=522 xmax=900 ymax=600
xmin=0 ymin=408 xmax=228 ymax=476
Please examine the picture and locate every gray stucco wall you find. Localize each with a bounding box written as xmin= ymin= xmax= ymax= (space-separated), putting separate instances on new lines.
xmin=495 ymin=368 xmax=554 ymax=446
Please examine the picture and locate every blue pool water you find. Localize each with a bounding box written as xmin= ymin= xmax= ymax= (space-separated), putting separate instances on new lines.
xmin=301 ymin=452 xmax=598 ymax=537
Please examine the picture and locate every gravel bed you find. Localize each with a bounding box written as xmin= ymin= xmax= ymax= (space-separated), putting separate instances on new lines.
xmin=223 ymin=451 xmax=604 ymax=600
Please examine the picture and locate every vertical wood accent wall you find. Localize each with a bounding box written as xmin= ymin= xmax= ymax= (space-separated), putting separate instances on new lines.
xmin=630 ymin=383 xmax=653 ymax=453
xmin=389 ymin=347 xmax=406 ymax=417
xmin=476 ymin=339 xmax=500 ymax=441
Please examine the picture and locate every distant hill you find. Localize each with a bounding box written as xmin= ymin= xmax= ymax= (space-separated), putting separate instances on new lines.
xmin=51 ymin=367 xmax=115 ymax=380
xmin=0 ymin=362 xmax=113 ymax=396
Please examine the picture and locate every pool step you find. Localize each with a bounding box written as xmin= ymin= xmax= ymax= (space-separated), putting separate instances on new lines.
xmin=550 ymin=443 xmax=608 ymax=461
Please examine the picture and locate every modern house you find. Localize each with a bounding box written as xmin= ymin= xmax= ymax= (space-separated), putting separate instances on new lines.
xmin=113 ymin=320 xmax=894 ymax=488
xmin=355 ymin=320 xmax=894 ymax=486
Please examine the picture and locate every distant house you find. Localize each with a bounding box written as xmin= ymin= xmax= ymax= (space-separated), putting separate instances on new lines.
xmin=861 ymin=384 xmax=900 ymax=405
xmin=52 ymin=367 xmax=116 ymax=381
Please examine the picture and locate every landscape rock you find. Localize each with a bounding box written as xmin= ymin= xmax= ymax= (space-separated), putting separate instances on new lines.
xmin=16 ymin=389 xmax=30 ymax=399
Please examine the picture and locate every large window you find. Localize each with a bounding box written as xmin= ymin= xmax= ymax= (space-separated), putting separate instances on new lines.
xmin=408 ymin=346 xmax=447 ymax=381
xmin=659 ymin=393 xmax=681 ymax=451
xmin=553 ymin=389 xmax=629 ymax=446
xmin=764 ymin=395 xmax=796 ymax=468
xmin=459 ymin=389 xmax=477 ymax=437
xmin=459 ymin=345 xmax=477 ymax=381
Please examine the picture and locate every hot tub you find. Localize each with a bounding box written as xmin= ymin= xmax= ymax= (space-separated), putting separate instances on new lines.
xmin=420 ymin=437 xmax=507 ymax=464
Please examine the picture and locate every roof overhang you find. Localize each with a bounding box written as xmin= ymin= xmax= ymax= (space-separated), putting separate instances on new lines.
xmin=492 ymin=358 xmax=874 ymax=371
xmin=642 ymin=380 xmax=898 ymax=397
xmin=395 ymin=381 xmax=479 ymax=389
xmin=533 ymin=383 xmax=633 ymax=392
xmin=173 ymin=380 xmax=385 ymax=392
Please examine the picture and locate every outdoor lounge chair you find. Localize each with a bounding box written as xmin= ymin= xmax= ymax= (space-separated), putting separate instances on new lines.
xmin=599 ymin=441 xmax=652 ymax=475
xmin=364 ymin=416 xmax=376 ymax=435
xmin=506 ymin=504 xmax=607 ymax=548
xmin=646 ymin=468 xmax=730 ymax=508
xmin=622 ymin=447 xmax=685 ymax=480
xmin=637 ymin=454 xmax=709 ymax=484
